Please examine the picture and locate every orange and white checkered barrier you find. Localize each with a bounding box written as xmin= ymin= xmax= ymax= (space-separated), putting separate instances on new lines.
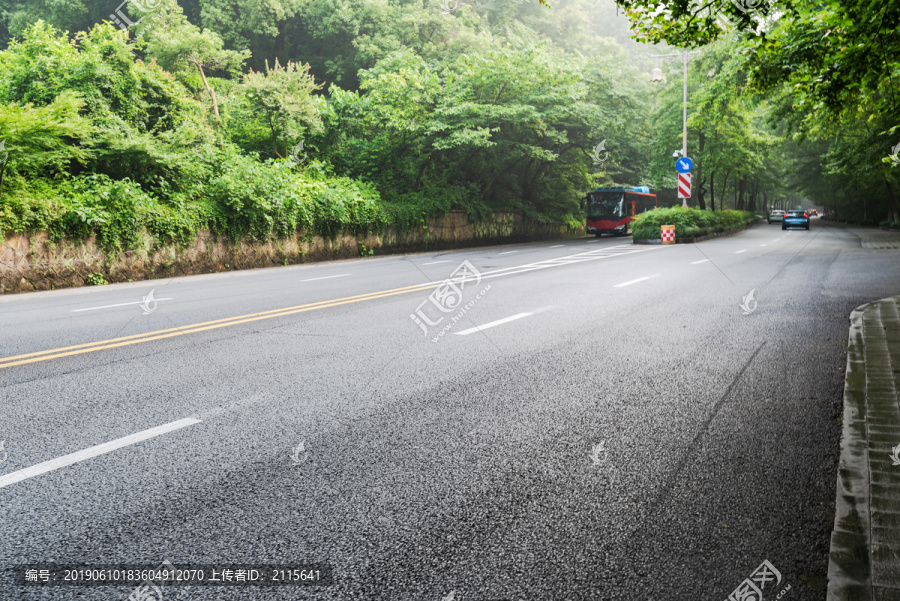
xmin=661 ymin=225 xmax=676 ymax=244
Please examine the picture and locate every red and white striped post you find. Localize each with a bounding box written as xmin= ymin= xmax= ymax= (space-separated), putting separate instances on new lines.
xmin=678 ymin=172 xmax=691 ymax=203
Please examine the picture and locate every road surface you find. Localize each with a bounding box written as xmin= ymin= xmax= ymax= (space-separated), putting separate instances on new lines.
xmin=2 ymin=220 xmax=898 ymax=600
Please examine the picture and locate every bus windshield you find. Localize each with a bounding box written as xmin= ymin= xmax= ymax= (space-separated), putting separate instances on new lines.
xmin=587 ymin=192 xmax=624 ymax=220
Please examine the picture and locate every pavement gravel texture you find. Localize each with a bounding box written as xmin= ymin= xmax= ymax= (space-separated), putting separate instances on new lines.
xmin=1 ymin=220 xmax=899 ymax=601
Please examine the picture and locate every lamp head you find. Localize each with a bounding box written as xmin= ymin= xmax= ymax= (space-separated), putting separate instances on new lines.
xmin=650 ymin=67 xmax=664 ymax=82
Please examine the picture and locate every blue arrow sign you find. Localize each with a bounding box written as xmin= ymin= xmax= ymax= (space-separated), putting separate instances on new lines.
xmin=675 ymin=157 xmax=693 ymax=173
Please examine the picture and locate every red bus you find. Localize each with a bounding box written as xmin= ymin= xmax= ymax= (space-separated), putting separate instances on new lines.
xmin=582 ymin=186 xmax=658 ymax=237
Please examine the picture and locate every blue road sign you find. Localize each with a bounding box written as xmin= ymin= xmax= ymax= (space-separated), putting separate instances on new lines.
xmin=675 ymin=157 xmax=693 ymax=173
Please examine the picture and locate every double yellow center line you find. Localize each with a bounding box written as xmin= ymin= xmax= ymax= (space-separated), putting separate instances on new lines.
xmin=0 ymin=281 xmax=441 ymax=370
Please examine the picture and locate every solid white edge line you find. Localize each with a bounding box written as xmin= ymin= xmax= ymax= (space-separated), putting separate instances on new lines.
xmin=0 ymin=418 xmax=202 ymax=489
xmin=735 ymin=250 xmax=747 ymax=254
xmin=422 ymin=261 xmax=452 ymax=266
xmin=549 ymin=245 xmax=564 ymax=248
xmin=71 ymin=298 xmax=174 ymax=312
xmin=300 ymin=274 xmax=352 ymax=282
xmin=613 ymin=275 xmax=657 ymax=288
xmin=690 ymin=259 xmax=709 ymax=265
xmin=453 ymin=312 xmax=533 ymax=336
xmin=498 ymin=251 xmax=519 ymax=255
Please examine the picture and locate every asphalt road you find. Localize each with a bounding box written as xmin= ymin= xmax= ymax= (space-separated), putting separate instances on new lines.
xmin=2 ymin=220 xmax=899 ymax=601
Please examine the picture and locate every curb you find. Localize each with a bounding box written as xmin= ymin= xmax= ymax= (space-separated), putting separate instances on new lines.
xmin=632 ymin=223 xmax=758 ymax=245
xmin=827 ymin=297 xmax=900 ymax=601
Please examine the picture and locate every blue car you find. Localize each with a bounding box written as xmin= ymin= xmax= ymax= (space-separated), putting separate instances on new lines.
xmin=782 ymin=210 xmax=810 ymax=230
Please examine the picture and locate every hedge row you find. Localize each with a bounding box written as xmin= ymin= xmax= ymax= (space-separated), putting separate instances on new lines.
xmin=0 ymin=155 xmax=462 ymax=252
xmin=631 ymin=207 xmax=758 ymax=240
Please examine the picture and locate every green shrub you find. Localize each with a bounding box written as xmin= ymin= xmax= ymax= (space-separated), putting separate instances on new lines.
xmin=683 ymin=226 xmax=701 ymax=238
xmin=85 ymin=272 xmax=108 ymax=286
xmin=630 ymin=207 xmax=754 ymax=239
xmin=891 ymin=222 xmax=900 ymax=229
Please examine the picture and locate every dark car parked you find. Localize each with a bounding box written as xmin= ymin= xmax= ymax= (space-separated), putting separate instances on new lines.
xmin=782 ymin=210 xmax=810 ymax=230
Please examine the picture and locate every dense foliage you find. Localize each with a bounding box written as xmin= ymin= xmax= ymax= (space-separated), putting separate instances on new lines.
xmin=0 ymin=0 xmax=896 ymax=251
xmin=616 ymin=0 xmax=900 ymax=223
xmin=0 ymin=1 xmax=658 ymax=246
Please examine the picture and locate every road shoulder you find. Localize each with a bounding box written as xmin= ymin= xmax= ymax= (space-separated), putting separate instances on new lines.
xmin=828 ymin=296 xmax=900 ymax=600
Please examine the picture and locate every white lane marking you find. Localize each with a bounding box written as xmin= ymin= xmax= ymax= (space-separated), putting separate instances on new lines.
xmin=735 ymin=250 xmax=747 ymax=254
xmin=690 ymin=259 xmax=709 ymax=265
xmin=453 ymin=312 xmax=533 ymax=336
xmin=422 ymin=260 xmax=452 ymax=266
xmin=0 ymin=418 xmax=201 ymax=489
xmin=613 ymin=275 xmax=657 ymax=288
xmin=498 ymin=251 xmax=519 ymax=255
xmin=72 ymin=298 xmax=174 ymax=312
xmin=407 ymin=246 xmax=660 ymax=290
xmin=300 ymin=274 xmax=352 ymax=282
xmin=760 ymin=244 xmax=767 ymax=247
xmin=549 ymin=245 xmax=564 ymax=248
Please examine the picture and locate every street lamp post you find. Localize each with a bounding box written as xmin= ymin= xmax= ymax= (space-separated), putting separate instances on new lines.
xmin=651 ymin=50 xmax=702 ymax=207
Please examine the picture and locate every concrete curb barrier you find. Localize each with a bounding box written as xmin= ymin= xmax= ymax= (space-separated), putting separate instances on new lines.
xmin=827 ymin=297 xmax=900 ymax=600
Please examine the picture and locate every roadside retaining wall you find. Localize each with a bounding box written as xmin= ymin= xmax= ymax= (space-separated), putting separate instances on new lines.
xmin=1 ymin=211 xmax=578 ymax=294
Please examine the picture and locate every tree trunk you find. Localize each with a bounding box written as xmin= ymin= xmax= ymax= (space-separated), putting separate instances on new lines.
xmin=886 ymin=179 xmax=899 ymax=222
xmin=709 ymin=171 xmax=715 ymax=212
xmin=191 ymin=58 xmax=221 ymax=124
xmin=696 ymin=130 xmax=706 ymax=210
xmin=720 ymin=171 xmax=729 ymax=211
xmin=413 ymin=151 xmax=437 ymax=192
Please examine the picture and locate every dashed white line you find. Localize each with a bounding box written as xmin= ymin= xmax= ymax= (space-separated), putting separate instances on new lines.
xmin=71 ymin=298 xmax=174 ymax=312
xmin=498 ymin=251 xmax=519 ymax=255
xmin=760 ymin=244 xmax=767 ymax=247
xmin=613 ymin=275 xmax=657 ymax=288
xmin=300 ymin=274 xmax=352 ymax=282
xmin=0 ymin=418 xmax=202 ymax=489
xmin=735 ymin=250 xmax=747 ymax=254
xmin=422 ymin=260 xmax=452 ymax=266
xmin=454 ymin=312 xmax=533 ymax=336
xmin=690 ymin=259 xmax=709 ymax=265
